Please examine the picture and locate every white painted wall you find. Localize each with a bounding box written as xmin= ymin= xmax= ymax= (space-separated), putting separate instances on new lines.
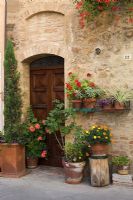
xmin=0 ymin=0 xmax=5 ymax=131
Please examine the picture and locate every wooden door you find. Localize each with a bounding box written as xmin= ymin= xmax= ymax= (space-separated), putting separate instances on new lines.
xmin=30 ymin=58 xmax=64 ymax=167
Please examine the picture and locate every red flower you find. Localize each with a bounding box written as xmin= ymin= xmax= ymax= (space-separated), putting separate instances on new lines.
xmin=97 ymin=6 xmax=103 ymax=11
xmin=76 ymin=1 xmax=83 ymax=10
xmin=41 ymin=150 xmax=47 ymax=158
xmin=66 ymin=83 xmax=72 ymax=90
xmin=29 ymin=126 xmax=35 ymax=132
xmin=37 ymin=136 xmax=43 ymax=141
xmin=89 ymin=82 xmax=95 ymax=88
xmin=75 ymin=79 xmax=79 ymax=83
xmin=76 ymin=81 xmax=81 ymax=88
xmin=35 ymin=123 xmax=40 ymax=129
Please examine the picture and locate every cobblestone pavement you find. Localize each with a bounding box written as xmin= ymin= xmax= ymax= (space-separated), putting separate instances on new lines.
xmin=0 ymin=166 xmax=133 ymax=200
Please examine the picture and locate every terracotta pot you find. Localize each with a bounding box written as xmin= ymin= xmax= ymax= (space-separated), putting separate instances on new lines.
xmin=103 ymin=103 xmax=115 ymax=112
xmin=27 ymin=157 xmax=38 ymax=169
xmin=62 ymin=160 xmax=85 ymax=184
xmin=115 ymin=102 xmax=125 ymax=110
xmin=1 ymin=143 xmax=26 ymax=178
xmin=91 ymin=144 xmax=108 ymax=155
xmin=0 ymin=144 xmax=2 ymax=172
xmin=83 ymin=98 xmax=96 ymax=109
xmin=118 ymin=166 xmax=129 ymax=175
xmin=71 ymin=100 xmax=82 ymax=109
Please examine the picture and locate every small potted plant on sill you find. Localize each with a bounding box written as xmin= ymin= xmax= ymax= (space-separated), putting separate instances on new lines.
xmin=107 ymin=88 xmax=133 ymax=110
xmin=83 ymin=124 xmax=112 ymax=156
xmin=46 ymin=100 xmax=87 ymax=184
xmin=112 ymin=156 xmax=130 ymax=175
xmin=98 ymin=98 xmax=114 ymax=112
xmin=66 ymin=72 xmax=83 ymax=109
xmin=81 ymin=79 xmax=104 ymax=109
xmin=22 ymin=107 xmax=47 ymax=169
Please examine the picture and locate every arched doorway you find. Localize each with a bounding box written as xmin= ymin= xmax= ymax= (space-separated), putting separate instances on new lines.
xmin=30 ymin=55 xmax=64 ymax=167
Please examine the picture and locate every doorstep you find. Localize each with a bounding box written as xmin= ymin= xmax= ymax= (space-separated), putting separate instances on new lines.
xmin=112 ymin=173 xmax=133 ymax=187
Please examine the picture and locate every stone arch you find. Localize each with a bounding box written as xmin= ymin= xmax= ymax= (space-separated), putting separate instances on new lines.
xmin=18 ymin=1 xmax=73 ymax=22
xmin=21 ymin=45 xmax=66 ymax=63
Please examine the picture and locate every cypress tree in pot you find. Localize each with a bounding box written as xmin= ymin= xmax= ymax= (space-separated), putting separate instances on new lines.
xmin=1 ymin=40 xmax=26 ymax=177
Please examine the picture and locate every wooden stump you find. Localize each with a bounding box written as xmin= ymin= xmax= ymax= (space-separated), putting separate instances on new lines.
xmin=90 ymin=156 xmax=110 ymax=187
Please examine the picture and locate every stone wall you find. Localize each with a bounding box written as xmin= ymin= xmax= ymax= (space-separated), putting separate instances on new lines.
xmin=7 ymin=0 xmax=133 ymax=168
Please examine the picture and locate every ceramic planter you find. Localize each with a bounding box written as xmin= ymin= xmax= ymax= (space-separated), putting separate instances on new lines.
xmin=118 ymin=166 xmax=129 ymax=175
xmin=71 ymin=100 xmax=82 ymax=109
xmin=83 ymin=98 xmax=96 ymax=109
xmin=1 ymin=143 xmax=26 ymax=178
xmin=91 ymin=144 xmax=109 ymax=155
xmin=62 ymin=159 xmax=85 ymax=184
xmin=26 ymin=157 xmax=38 ymax=169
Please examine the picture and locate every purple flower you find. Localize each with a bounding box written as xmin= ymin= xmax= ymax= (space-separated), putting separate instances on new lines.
xmin=98 ymin=99 xmax=112 ymax=107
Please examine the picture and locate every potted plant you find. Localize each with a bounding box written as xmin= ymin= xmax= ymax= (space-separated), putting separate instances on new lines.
xmin=84 ymin=124 xmax=112 ymax=155
xmin=112 ymin=156 xmax=130 ymax=175
xmin=46 ymin=100 xmax=87 ymax=184
xmin=66 ymin=73 xmax=83 ymax=109
xmin=23 ymin=108 xmax=47 ymax=169
xmin=98 ymin=98 xmax=114 ymax=111
xmin=1 ymin=40 xmax=26 ymax=177
xmin=82 ymin=79 xmax=104 ymax=109
xmin=108 ymin=89 xmax=133 ymax=110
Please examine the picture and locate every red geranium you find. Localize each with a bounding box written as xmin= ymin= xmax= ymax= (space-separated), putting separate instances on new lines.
xmin=89 ymin=82 xmax=95 ymax=88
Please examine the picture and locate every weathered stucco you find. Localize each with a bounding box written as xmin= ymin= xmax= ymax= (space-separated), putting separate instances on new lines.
xmin=7 ymin=0 xmax=133 ymax=168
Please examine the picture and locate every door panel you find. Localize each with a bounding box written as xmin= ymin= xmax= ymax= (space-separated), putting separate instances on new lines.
xmin=30 ymin=66 xmax=64 ymax=167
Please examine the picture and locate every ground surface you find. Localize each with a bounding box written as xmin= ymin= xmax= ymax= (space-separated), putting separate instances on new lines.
xmin=0 ymin=166 xmax=133 ymax=200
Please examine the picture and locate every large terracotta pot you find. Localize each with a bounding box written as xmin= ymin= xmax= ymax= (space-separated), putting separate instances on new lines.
xmin=1 ymin=143 xmax=26 ymax=178
xmin=0 ymin=144 xmax=2 ymax=173
xmin=83 ymin=98 xmax=96 ymax=109
xmin=27 ymin=157 xmax=38 ymax=169
xmin=62 ymin=159 xmax=85 ymax=184
xmin=91 ymin=144 xmax=108 ymax=155
xmin=71 ymin=100 xmax=82 ymax=109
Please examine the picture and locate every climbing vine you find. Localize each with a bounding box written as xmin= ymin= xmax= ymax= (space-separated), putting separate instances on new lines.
xmin=73 ymin=0 xmax=133 ymax=27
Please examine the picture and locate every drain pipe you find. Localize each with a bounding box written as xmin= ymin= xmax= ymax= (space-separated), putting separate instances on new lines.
xmin=0 ymin=0 xmax=6 ymax=131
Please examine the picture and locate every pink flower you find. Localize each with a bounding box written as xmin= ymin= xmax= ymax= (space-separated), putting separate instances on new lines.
xmin=42 ymin=120 xmax=46 ymax=125
xmin=37 ymin=136 xmax=43 ymax=141
xmin=41 ymin=150 xmax=47 ymax=158
xmin=29 ymin=126 xmax=35 ymax=132
xmin=35 ymin=123 xmax=40 ymax=129
xmin=45 ymin=128 xmax=50 ymax=133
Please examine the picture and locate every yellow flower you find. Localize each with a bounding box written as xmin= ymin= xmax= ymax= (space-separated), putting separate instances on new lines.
xmin=98 ymin=136 xmax=101 ymax=139
xmin=93 ymin=136 xmax=97 ymax=139
xmin=105 ymin=137 xmax=108 ymax=139
xmin=98 ymin=128 xmax=101 ymax=130
xmin=103 ymin=132 xmax=106 ymax=136
xmin=92 ymin=126 xmax=96 ymax=129
xmin=110 ymin=133 xmax=113 ymax=137
xmin=85 ymin=130 xmax=89 ymax=134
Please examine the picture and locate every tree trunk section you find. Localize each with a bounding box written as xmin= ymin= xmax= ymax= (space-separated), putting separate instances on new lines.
xmin=90 ymin=157 xmax=110 ymax=187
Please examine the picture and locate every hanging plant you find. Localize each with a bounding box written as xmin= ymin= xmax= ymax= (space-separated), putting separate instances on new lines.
xmin=73 ymin=0 xmax=133 ymax=28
